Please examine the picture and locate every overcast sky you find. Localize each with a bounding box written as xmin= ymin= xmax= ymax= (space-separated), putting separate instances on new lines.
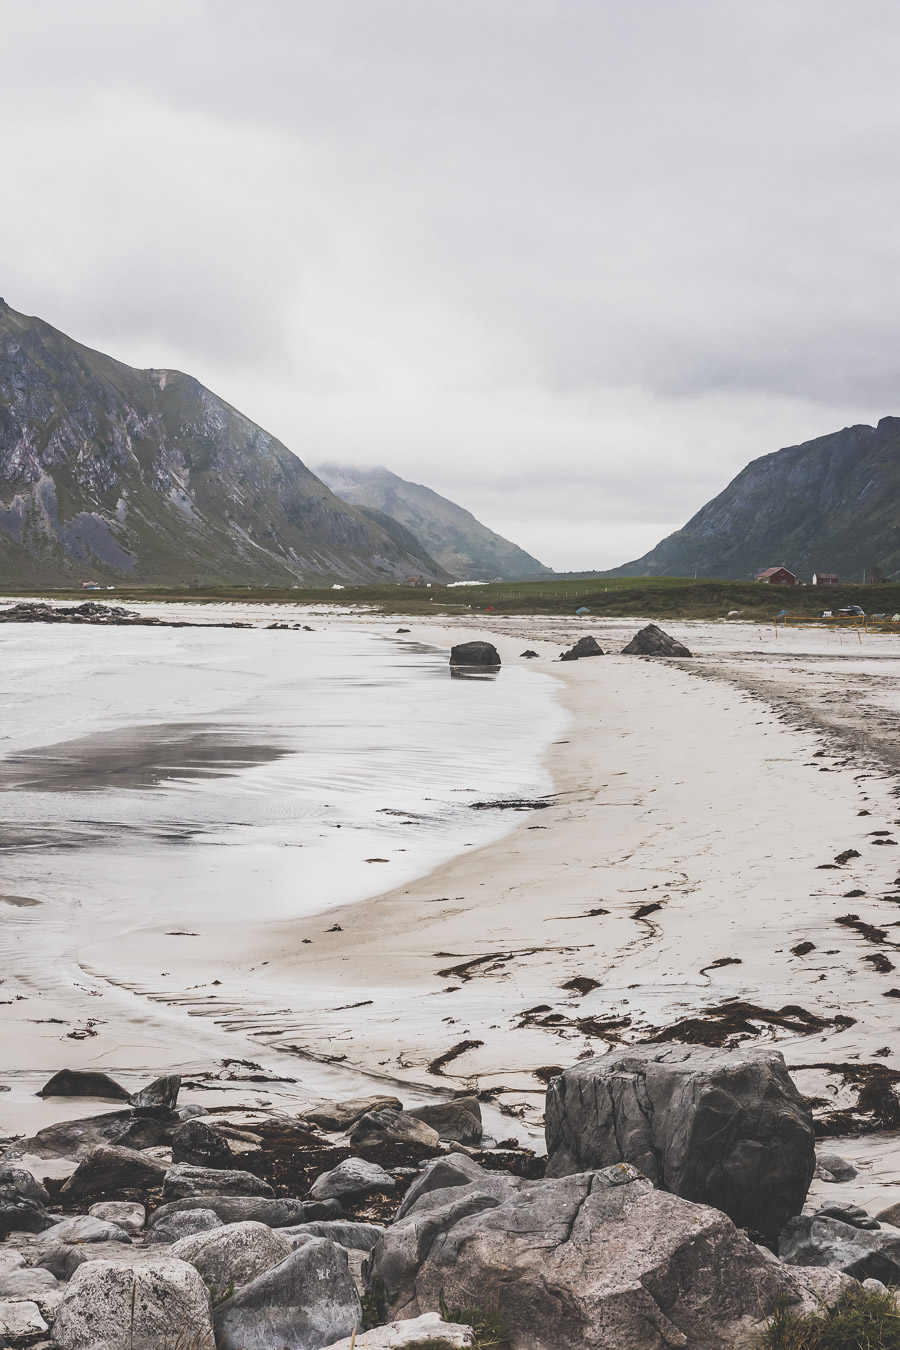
xmin=2 ymin=1 xmax=898 ymax=570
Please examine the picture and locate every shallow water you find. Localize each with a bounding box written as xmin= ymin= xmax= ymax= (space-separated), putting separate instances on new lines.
xmin=0 ymin=623 xmax=564 ymax=1097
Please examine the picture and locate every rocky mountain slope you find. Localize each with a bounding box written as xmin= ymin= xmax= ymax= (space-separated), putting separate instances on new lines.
xmin=608 ymin=418 xmax=900 ymax=581
xmin=0 ymin=301 xmax=447 ymax=586
xmin=315 ymin=464 xmax=551 ymax=581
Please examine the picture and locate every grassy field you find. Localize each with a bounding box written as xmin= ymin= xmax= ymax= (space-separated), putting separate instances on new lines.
xmin=4 ymin=576 xmax=900 ymax=621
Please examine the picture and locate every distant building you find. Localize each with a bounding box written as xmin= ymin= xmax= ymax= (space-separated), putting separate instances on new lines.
xmin=756 ymin=566 xmax=797 ymax=585
xmin=404 ymin=575 xmax=427 ymax=587
xmin=812 ymin=572 xmax=838 ymax=586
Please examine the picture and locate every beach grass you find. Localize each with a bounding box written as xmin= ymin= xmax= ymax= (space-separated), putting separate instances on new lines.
xmin=759 ymin=1288 xmax=900 ymax=1349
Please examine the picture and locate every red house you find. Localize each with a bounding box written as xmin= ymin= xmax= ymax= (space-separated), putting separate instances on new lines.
xmin=756 ymin=566 xmax=797 ymax=585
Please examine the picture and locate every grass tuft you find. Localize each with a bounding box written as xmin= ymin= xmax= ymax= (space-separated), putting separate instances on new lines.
xmin=759 ymin=1288 xmax=900 ymax=1349
xmin=438 ymin=1293 xmax=512 ymax=1349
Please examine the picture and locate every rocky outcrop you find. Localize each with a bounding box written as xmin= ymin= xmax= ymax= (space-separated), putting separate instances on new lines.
xmin=621 ymin=624 xmax=692 ymax=657
xmin=367 ymin=1159 xmax=849 ymax=1350
xmin=449 ymin=640 xmax=501 ymax=666
xmin=544 ymin=1045 xmax=815 ymax=1240
xmin=309 ymin=1157 xmax=396 ymax=1203
xmin=406 ymin=1097 xmax=483 ymax=1146
xmin=348 ymin=1108 xmax=440 ymax=1150
xmin=214 ymin=1239 xmax=361 ymax=1350
xmin=162 ymin=1163 xmax=274 ymax=1201
xmin=560 ymin=635 xmax=604 ymax=661
xmin=301 ymin=1095 xmax=402 ymax=1132
xmin=52 ymin=1257 xmax=215 ymax=1350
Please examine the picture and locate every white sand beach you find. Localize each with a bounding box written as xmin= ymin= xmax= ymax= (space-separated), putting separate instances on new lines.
xmin=4 ymin=605 xmax=900 ymax=1204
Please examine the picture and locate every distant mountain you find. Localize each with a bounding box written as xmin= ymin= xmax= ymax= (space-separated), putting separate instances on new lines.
xmin=607 ymin=418 xmax=900 ymax=582
xmin=0 ymin=300 xmax=447 ymax=586
xmin=315 ymin=464 xmax=551 ymax=581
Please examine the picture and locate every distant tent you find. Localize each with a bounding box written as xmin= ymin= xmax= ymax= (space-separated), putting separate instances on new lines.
xmin=576 ymin=606 xmax=591 ymax=615
xmin=484 ymin=605 xmax=496 ymax=612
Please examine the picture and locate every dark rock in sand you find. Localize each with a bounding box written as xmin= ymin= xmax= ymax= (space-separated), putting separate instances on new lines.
xmin=815 ymin=1153 xmax=858 ymax=1183
xmin=406 ymin=1097 xmax=483 ymax=1146
xmin=520 ymin=649 xmax=539 ymax=658
xmin=347 ymin=1108 xmax=440 ymax=1150
xmin=149 ymin=1195 xmax=338 ymax=1230
xmin=301 ymin=1095 xmax=402 ymax=1132
xmin=621 ymin=623 xmax=692 ymax=657
xmin=368 ymin=1156 xmax=846 ymax=1350
xmin=130 ymin=1073 xmax=181 ymax=1111
xmin=214 ymin=1238 xmax=361 ymax=1350
xmin=37 ymin=1069 xmax=129 ymax=1100
xmin=309 ymin=1157 xmax=395 ymax=1203
xmin=449 ymin=641 xmax=501 ymax=666
xmin=780 ymin=1212 xmax=900 ymax=1283
xmin=544 ymin=1044 xmax=815 ymax=1240
xmin=61 ymin=1144 xmax=168 ymax=1200
xmin=560 ymin=635 xmax=604 ymax=661
xmin=163 ymin=1163 xmax=274 ymax=1202
xmin=171 ymin=1118 xmax=233 ymax=1168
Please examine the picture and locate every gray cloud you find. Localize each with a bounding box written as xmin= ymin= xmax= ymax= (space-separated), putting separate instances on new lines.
xmin=1 ymin=0 xmax=897 ymax=568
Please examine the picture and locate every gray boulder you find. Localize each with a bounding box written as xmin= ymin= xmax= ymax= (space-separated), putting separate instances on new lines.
xmin=162 ymin=1163 xmax=274 ymax=1201
xmin=813 ymin=1202 xmax=878 ymax=1230
xmin=130 ymin=1073 xmax=181 ymax=1111
xmin=328 ymin=1312 xmax=475 ymax=1349
xmin=5 ymin=1109 xmax=140 ymax=1161
xmin=89 ymin=1201 xmax=146 ymax=1234
xmin=0 ymin=1300 xmax=49 ymax=1337
xmin=149 ymin=1195 xmax=336 ymax=1229
xmin=0 ymin=1185 xmax=54 ymax=1238
xmin=42 ymin=1215 xmax=132 ymax=1245
xmin=309 ymin=1157 xmax=396 ymax=1202
xmin=61 ymin=1144 xmax=167 ymax=1200
xmin=815 ymin=1152 xmax=858 ymax=1182
xmin=406 ymin=1097 xmax=482 ymax=1146
xmin=449 ymin=641 xmax=501 ymax=666
xmin=148 ymin=1208 xmax=224 ymax=1244
xmin=214 ymin=1239 xmax=361 ymax=1350
xmin=348 ymin=1108 xmax=440 ymax=1150
xmin=38 ymin=1069 xmax=129 ymax=1100
xmin=171 ymin=1117 xmax=233 ymax=1168
xmin=280 ymin=1220 xmax=384 ymax=1252
xmin=0 ymin=1165 xmax=50 ymax=1207
xmin=171 ymin=1221 xmax=291 ymax=1297
xmin=0 ymin=1264 xmax=59 ymax=1300
xmin=52 ymin=1256 xmax=214 ymax=1350
xmin=560 ymin=635 xmax=604 ymax=661
xmin=368 ymin=1160 xmax=851 ymax=1350
xmin=621 ymin=623 xmax=692 ymax=657
xmin=395 ymin=1152 xmax=520 ymax=1223
xmin=780 ymin=1212 xmax=900 ymax=1283
xmin=301 ymin=1095 xmax=402 ymax=1132
xmin=545 ymin=1045 xmax=815 ymax=1239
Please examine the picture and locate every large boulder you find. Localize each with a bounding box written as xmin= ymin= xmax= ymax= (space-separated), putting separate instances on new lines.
xmin=38 ymin=1069 xmax=129 ymax=1100
xmin=130 ymin=1073 xmax=181 ymax=1111
xmin=301 ymin=1095 xmax=402 ymax=1132
xmin=544 ymin=1045 xmax=815 ymax=1239
xmin=368 ymin=1161 xmax=851 ymax=1350
xmin=780 ymin=1213 xmax=900 ymax=1283
xmin=5 ymin=1109 xmax=146 ymax=1160
xmin=560 ymin=635 xmax=604 ymax=661
xmin=348 ymin=1108 xmax=440 ymax=1150
xmin=449 ymin=641 xmax=501 ymax=666
xmin=309 ymin=1157 xmax=395 ymax=1203
xmin=60 ymin=1144 xmax=167 ymax=1200
xmin=621 ymin=624 xmax=692 ymax=657
xmin=328 ymin=1312 xmax=475 ymax=1349
xmin=214 ymin=1239 xmax=361 ymax=1350
xmin=0 ymin=1300 xmax=49 ymax=1338
xmin=149 ymin=1195 xmax=336 ymax=1230
xmin=171 ymin=1117 xmax=234 ymax=1168
xmin=406 ymin=1097 xmax=483 ymax=1145
xmin=171 ymin=1221 xmax=291 ymax=1297
xmin=52 ymin=1257 xmax=214 ymax=1350
xmin=162 ymin=1163 xmax=274 ymax=1201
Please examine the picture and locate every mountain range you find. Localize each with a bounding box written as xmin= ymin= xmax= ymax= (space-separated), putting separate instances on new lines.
xmin=608 ymin=418 xmax=900 ymax=582
xmin=316 ymin=464 xmax=549 ymax=581
xmin=0 ymin=302 xmax=533 ymax=587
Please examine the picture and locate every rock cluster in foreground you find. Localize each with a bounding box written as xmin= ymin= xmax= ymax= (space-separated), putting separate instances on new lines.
xmin=0 ymin=1054 xmax=893 ymax=1348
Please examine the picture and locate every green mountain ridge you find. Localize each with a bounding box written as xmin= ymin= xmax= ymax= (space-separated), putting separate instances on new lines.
xmin=607 ymin=418 xmax=900 ymax=581
xmin=0 ymin=300 xmax=448 ymax=586
xmin=315 ymin=463 xmax=551 ymax=581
